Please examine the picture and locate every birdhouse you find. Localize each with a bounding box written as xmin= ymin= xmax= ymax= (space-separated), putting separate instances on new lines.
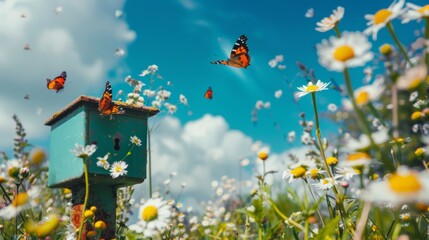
xmin=45 ymin=96 xmax=158 ymax=188
xmin=45 ymin=95 xmax=158 ymax=239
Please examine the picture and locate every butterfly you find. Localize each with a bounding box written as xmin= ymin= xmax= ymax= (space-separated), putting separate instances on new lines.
xmin=204 ymin=87 xmax=213 ymax=100
xmin=47 ymin=71 xmax=67 ymax=93
xmin=211 ymin=35 xmax=250 ymax=68
xmin=98 ymin=81 xmax=125 ymax=116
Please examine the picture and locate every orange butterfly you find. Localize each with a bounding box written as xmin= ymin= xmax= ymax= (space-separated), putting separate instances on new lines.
xmin=211 ymin=35 xmax=250 ymax=68
xmin=47 ymin=71 xmax=67 ymax=92
xmin=204 ymin=87 xmax=213 ymax=100
xmin=98 ymin=81 xmax=125 ymax=116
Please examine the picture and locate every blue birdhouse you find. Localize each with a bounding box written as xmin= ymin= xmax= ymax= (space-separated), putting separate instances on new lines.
xmin=45 ymin=96 xmax=159 ymax=188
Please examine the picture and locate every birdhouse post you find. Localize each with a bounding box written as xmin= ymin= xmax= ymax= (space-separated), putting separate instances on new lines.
xmin=45 ymin=96 xmax=158 ymax=239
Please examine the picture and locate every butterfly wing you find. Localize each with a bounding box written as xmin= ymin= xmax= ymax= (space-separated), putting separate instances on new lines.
xmin=211 ymin=35 xmax=250 ymax=68
xmin=47 ymin=71 xmax=67 ymax=92
xmin=204 ymin=87 xmax=213 ymax=99
xmin=98 ymin=81 xmax=125 ymax=115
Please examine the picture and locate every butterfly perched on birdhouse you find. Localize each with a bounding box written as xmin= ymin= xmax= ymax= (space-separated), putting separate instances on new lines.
xmin=98 ymin=81 xmax=125 ymax=116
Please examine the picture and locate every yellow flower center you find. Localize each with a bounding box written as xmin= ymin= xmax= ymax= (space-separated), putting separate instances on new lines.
xmin=142 ymin=205 xmax=158 ymax=222
xmin=306 ymin=85 xmax=319 ymax=92
xmin=309 ymin=169 xmax=319 ymax=179
xmin=401 ymin=214 xmax=410 ymax=221
xmin=408 ymin=77 xmax=424 ymax=90
xmin=379 ymin=44 xmax=393 ymax=55
xmin=388 ymin=173 xmax=422 ymax=193
xmin=356 ymin=91 xmax=370 ymax=106
xmin=115 ymin=165 xmax=122 ymax=172
xmin=374 ymin=9 xmax=392 ymax=25
xmin=326 ymin=157 xmax=338 ymax=166
xmin=411 ymin=111 xmax=423 ymax=120
xmin=415 ymin=147 xmax=425 ymax=157
xmin=347 ymin=152 xmax=371 ymax=161
xmin=94 ymin=220 xmax=107 ymax=230
xmin=418 ymin=5 xmax=429 ymax=14
xmin=291 ymin=166 xmax=307 ymax=178
xmin=322 ymin=179 xmax=331 ymax=185
xmin=258 ymin=151 xmax=269 ymax=161
xmin=12 ymin=192 xmax=29 ymax=207
xmin=333 ymin=45 xmax=355 ymax=62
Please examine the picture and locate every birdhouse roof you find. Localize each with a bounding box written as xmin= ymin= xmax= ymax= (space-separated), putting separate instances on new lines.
xmin=45 ymin=95 xmax=159 ymax=126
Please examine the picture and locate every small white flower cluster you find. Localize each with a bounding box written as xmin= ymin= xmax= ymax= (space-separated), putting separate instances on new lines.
xmin=268 ymin=54 xmax=286 ymax=70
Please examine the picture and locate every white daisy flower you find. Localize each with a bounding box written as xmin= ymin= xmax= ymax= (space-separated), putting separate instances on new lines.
xmin=339 ymin=152 xmax=372 ymax=168
xmin=361 ymin=167 xmax=429 ymax=206
xmin=277 ymin=64 xmax=286 ymax=70
xmin=402 ymin=3 xmax=429 ymax=23
xmin=128 ymin=198 xmax=172 ymax=237
xmin=70 ymin=144 xmax=97 ymax=159
xmin=354 ymin=77 xmax=385 ymax=106
xmin=110 ymin=161 xmax=128 ymax=179
xmin=305 ymin=8 xmax=314 ymax=18
xmin=140 ymin=65 xmax=159 ymax=77
xmin=317 ymin=32 xmax=373 ymax=72
xmin=335 ymin=167 xmax=359 ymax=181
xmin=313 ymin=177 xmax=338 ymax=190
xmin=130 ymin=135 xmax=142 ymax=147
xmin=151 ymin=100 xmax=161 ymax=108
xmin=179 ymin=94 xmax=188 ymax=105
xmin=96 ymin=154 xmax=110 ymax=170
xmin=396 ymin=64 xmax=428 ymax=90
xmin=156 ymin=90 xmax=171 ymax=101
xmin=344 ymin=128 xmax=389 ymax=151
xmin=255 ymin=100 xmax=264 ymax=110
xmin=287 ymin=131 xmax=296 ymax=143
xmin=164 ymin=103 xmax=177 ymax=114
xmin=328 ymin=103 xmax=338 ymax=112
xmin=143 ymin=89 xmax=156 ymax=98
xmin=295 ymin=80 xmax=330 ymax=98
xmin=364 ymin=0 xmax=406 ymax=40
xmin=0 ymin=187 xmax=40 ymax=220
xmin=315 ymin=6 xmax=345 ymax=32
xmin=274 ymin=90 xmax=283 ymax=99
xmin=268 ymin=59 xmax=278 ymax=68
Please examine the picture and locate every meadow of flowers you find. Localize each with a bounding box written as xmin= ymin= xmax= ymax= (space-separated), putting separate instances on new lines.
xmin=2 ymin=1 xmax=429 ymax=239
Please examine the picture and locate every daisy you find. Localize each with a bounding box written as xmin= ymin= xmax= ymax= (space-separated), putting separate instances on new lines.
xmin=274 ymin=90 xmax=283 ymax=99
xmin=339 ymin=152 xmax=372 ymax=168
xmin=353 ymin=77 xmax=385 ymax=106
xmin=164 ymin=103 xmax=177 ymax=114
xmin=361 ymin=167 xmax=429 ymax=206
xmin=343 ymin=128 xmax=389 ymax=151
xmin=130 ymin=135 xmax=142 ymax=147
xmin=317 ymin=32 xmax=373 ymax=72
xmin=179 ymin=94 xmax=188 ymax=105
xmin=156 ymin=90 xmax=171 ymax=101
xmin=396 ymin=64 xmax=428 ymax=90
xmin=0 ymin=187 xmax=40 ymax=220
xmin=110 ymin=161 xmax=128 ymax=179
xmin=315 ymin=6 xmax=345 ymax=32
xmin=313 ymin=177 xmax=338 ymax=190
xmin=143 ymin=89 xmax=156 ymax=98
xmin=96 ymin=154 xmax=110 ymax=170
xmin=335 ymin=167 xmax=359 ymax=181
xmin=128 ymin=198 xmax=172 ymax=237
xmin=364 ymin=0 xmax=405 ymax=40
xmin=296 ymin=80 xmax=330 ymax=98
xmin=140 ymin=64 xmax=159 ymax=77
xmin=402 ymin=3 xmax=429 ymax=23
xmin=70 ymin=144 xmax=97 ymax=159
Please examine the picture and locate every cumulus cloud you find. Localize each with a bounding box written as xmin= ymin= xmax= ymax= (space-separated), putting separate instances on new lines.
xmin=130 ymin=114 xmax=310 ymax=217
xmin=0 ymin=0 xmax=135 ymax=149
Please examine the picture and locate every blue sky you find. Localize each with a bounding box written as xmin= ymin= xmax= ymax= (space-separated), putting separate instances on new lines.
xmin=0 ymin=0 xmax=428 ymax=206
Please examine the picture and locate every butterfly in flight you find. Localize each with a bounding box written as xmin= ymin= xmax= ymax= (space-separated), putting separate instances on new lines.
xmin=47 ymin=71 xmax=67 ymax=93
xmin=98 ymin=81 xmax=125 ymax=116
xmin=211 ymin=35 xmax=250 ymax=68
xmin=204 ymin=87 xmax=213 ymax=100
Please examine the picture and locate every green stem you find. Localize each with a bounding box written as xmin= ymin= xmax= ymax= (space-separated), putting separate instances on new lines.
xmin=386 ymin=22 xmax=412 ymax=66
xmin=148 ymin=129 xmax=153 ymax=198
xmin=343 ymin=68 xmax=394 ymax=171
xmin=334 ymin=26 xmax=341 ymax=38
xmin=259 ymin=160 xmax=266 ymax=240
xmin=304 ymin=179 xmax=325 ymax=227
xmin=424 ymin=18 xmax=429 ymax=67
xmin=78 ymin=158 xmax=90 ymax=240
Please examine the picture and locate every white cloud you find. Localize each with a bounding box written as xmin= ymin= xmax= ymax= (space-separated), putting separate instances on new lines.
xmin=0 ymin=0 xmax=135 ymax=149
xmin=178 ymin=0 xmax=197 ymax=10
xmin=129 ymin=114 xmax=311 ymax=222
